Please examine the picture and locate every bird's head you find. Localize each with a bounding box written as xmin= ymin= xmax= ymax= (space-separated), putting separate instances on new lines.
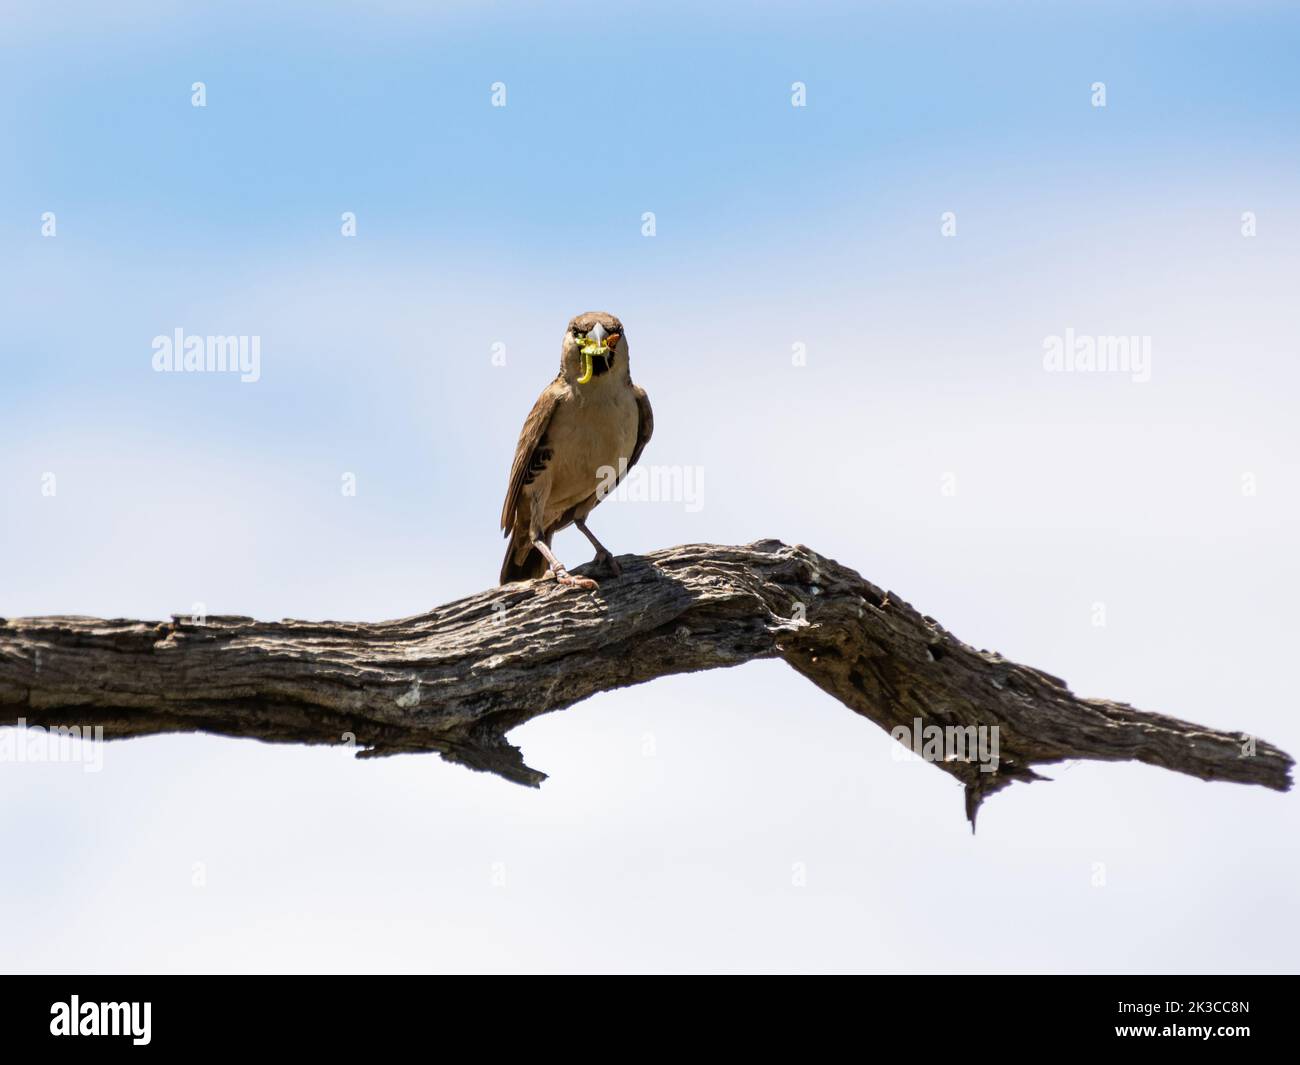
xmin=561 ymin=311 xmax=626 ymax=386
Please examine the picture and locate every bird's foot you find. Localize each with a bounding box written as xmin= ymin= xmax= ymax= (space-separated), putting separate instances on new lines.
xmin=532 ymin=538 xmax=599 ymax=590
xmin=594 ymin=551 xmax=622 ymax=577
xmin=552 ymin=566 xmax=598 ymax=591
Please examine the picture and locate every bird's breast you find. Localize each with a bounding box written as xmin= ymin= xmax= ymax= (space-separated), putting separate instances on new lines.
xmin=545 ymin=387 xmax=639 ymax=506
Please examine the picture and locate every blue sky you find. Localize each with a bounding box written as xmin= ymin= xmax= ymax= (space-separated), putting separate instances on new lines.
xmin=2 ymin=1 xmax=1298 ymax=973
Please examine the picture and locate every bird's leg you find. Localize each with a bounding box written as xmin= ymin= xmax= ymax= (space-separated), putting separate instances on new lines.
xmin=532 ymin=538 xmax=598 ymax=591
xmin=527 ymin=483 xmax=596 ymax=590
xmin=575 ymin=519 xmax=621 ymax=576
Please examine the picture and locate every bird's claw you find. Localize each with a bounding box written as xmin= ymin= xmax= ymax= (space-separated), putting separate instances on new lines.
xmin=594 ymin=551 xmax=622 ymax=577
xmin=553 ymin=569 xmax=599 ymax=591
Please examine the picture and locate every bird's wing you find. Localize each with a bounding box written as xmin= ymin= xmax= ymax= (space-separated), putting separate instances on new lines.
xmin=628 ymin=385 xmax=654 ymax=472
xmin=500 ymin=377 xmax=564 ymax=533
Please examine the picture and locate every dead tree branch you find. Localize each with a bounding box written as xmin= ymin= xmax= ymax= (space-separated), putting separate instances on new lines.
xmin=0 ymin=540 xmax=1290 ymax=825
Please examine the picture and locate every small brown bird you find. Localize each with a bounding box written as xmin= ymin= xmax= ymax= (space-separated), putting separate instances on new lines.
xmin=500 ymin=311 xmax=653 ymax=589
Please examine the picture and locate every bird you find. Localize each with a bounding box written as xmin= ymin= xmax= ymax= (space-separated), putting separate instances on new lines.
xmin=499 ymin=311 xmax=653 ymax=590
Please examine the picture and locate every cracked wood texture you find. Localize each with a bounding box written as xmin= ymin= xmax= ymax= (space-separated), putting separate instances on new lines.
xmin=0 ymin=540 xmax=1291 ymax=825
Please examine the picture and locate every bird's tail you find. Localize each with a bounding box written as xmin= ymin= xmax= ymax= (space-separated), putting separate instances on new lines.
xmin=500 ymin=529 xmax=551 ymax=584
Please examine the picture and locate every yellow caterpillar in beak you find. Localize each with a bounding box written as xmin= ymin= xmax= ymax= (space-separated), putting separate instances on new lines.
xmin=577 ymin=338 xmax=610 ymax=385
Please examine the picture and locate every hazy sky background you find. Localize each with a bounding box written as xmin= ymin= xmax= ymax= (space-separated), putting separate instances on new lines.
xmin=2 ymin=0 xmax=1297 ymax=973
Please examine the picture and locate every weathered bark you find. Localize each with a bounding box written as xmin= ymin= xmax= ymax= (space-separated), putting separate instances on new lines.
xmin=0 ymin=540 xmax=1291 ymax=825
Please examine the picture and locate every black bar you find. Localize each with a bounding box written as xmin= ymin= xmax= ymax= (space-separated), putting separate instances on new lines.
xmin=1 ymin=975 xmax=1293 ymax=1052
